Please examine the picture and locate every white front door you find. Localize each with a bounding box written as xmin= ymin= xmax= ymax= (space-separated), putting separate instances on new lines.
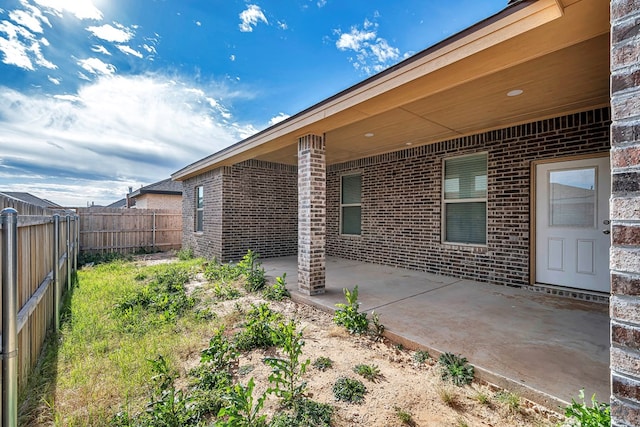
xmin=535 ymin=156 xmax=610 ymax=292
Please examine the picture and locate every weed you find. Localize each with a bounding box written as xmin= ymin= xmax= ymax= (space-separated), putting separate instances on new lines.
xmin=238 ymin=365 xmax=255 ymax=376
xmin=194 ymin=307 xmax=216 ymax=321
xmin=200 ymin=327 xmax=238 ymax=372
xmin=353 ymin=364 xmax=382 ymax=382
xmin=333 ymin=377 xmax=367 ymax=404
xmin=312 ymin=356 xmax=333 ymax=371
xmin=437 ymin=384 xmax=460 ymax=408
xmin=394 ymin=406 xmax=415 ymax=426
xmin=263 ymin=274 xmax=290 ymax=301
xmin=333 ymin=286 xmax=369 ymax=335
xmin=234 ymin=303 xmax=282 ymax=351
xmin=473 ymin=390 xmax=491 ymax=405
xmin=413 ymin=350 xmax=431 ymax=364
xmin=217 ymin=377 xmax=268 ymax=427
xmin=204 ymin=258 xmax=242 ymax=283
xmin=269 ymin=398 xmax=333 ymax=427
xmin=455 ymin=416 xmax=470 ymax=427
xmin=438 ymin=352 xmax=475 ymax=386
xmin=495 ymin=390 xmax=520 ymax=414
xmin=369 ymin=310 xmax=385 ymax=341
xmin=176 ymin=247 xmax=194 ymax=260
xmin=560 ymin=389 xmax=610 ymax=427
xmin=263 ymin=320 xmax=310 ymax=406
xmin=79 ymin=251 xmax=132 ymax=266
xmin=213 ymin=282 xmax=242 ymax=300
xmin=237 ymin=250 xmax=266 ymax=292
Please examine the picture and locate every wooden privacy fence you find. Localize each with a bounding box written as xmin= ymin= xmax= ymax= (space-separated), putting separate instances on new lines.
xmin=0 ymin=194 xmax=78 ymax=426
xmin=78 ymin=207 xmax=182 ymax=254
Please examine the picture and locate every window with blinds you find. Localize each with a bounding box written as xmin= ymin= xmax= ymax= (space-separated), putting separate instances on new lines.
xmin=195 ymin=185 xmax=204 ymax=232
xmin=341 ymin=174 xmax=361 ymax=235
xmin=443 ymin=153 xmax=487 ymax=245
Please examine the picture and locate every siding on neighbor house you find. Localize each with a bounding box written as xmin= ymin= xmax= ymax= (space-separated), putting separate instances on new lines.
xmin=182 ymin=160 xmax=298 ymax=261
xmin=326 ymin=107 xmax=611 ymax=288
xmin=135 ymin=193 xmax=183 ymax=210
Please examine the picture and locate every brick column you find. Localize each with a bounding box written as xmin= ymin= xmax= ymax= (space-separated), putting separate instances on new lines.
xmin=610 ymin=2 xmax=640 ymax=425
xmin=298 ymin=134 xmax=326 ymax=295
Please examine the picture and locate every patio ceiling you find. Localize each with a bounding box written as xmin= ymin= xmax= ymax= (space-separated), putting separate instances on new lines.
xmin=173 ymin=0 xmax=610 ymax=180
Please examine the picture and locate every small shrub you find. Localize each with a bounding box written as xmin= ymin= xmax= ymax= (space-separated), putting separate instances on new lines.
xmin=263 ymin=274 xmax=290 ymax=301
xmin=333 ymin=286 xmax=369 ymax=335
xmin=312 ymin=356 xmax=333 ymax=371
xmin=413 ymin=350 xmax=431 ymax=364
xmin=438 ymin=352 xmax=475 ymax=386
xmin=204 ymin=258 xmax=241 ymax=283
xmin=353 ymin=364 xmax=381 ymax=382
xmin=394 ymin=406 xmax=415 ymax=426
xmin=237 ymin=250 xmax=266 ymax=292
xmin=213 ymin=282 xmax=242 ymax=300
xmin=560 ymin=389 xmax=610 ymax=427
xmin=333 ymin=377 xmax=367 ymax=404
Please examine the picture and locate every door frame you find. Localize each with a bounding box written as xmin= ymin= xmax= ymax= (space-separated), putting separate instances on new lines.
xmin=529 ymin=152 xmax=610 ymax=287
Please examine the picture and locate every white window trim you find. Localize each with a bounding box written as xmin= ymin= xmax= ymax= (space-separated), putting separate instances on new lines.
xmin=441 ymin=152 xmax=488 ymax=246
xmin=195 ymin=185 xmax=204 ymax=233
xmin=340 ymin=172 xmax=362 ymax=236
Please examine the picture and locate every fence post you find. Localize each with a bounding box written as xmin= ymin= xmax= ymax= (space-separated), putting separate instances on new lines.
xmin=53 ymin=214 xmax=60 ymax=332
xmin=66 ymin=214 xmax=71 ymax=291
xmin=152 ymin=211 xmax=156 ymax=249
xmin=74 ymin=215 xmax=79 ymax=279
xmin=1 ymin=208 xmax=18 ymax=427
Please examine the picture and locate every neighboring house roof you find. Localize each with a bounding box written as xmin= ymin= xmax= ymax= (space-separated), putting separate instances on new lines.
xmin=129 ymin=178 xmax=182 ymax=199
xmin=1 ymin=192 xmax=63 ymax=209
xmin=106 ymin=198 xmax=127 ymax=208
xmin=172 ymin=0 xmax=609 ymax=181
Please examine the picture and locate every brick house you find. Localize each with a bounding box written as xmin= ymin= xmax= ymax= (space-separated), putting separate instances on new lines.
xmin=173 ymin=0 xmax=640 ymax=422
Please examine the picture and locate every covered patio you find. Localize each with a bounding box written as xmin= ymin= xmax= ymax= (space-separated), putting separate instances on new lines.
xmin=262 ymin=256 xmax=610 ymax=410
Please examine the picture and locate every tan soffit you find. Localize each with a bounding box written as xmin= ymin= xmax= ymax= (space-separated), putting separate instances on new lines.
xmin=173 ymin=0 xmax=609 ymax=179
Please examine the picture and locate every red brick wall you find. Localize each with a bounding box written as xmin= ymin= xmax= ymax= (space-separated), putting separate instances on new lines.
xmin=327 ymin=108 xmax=611 ymax=288
xmin=610 ymin=0 xmax=640 ymax=424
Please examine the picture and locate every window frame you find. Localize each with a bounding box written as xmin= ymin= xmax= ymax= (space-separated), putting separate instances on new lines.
xmin=339 ymin=173 xmax=362 ymax=236
xmin=441 ymin=152 xmax=488 ymax=246
xmin=194 ymin=185 xmax=204 ymax=233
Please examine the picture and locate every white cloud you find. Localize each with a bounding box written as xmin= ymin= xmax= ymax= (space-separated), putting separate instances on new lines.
xmin=277 ymin=21 xmax=287 ymax=30
xmin=116 ymin=44 xmax=143 ymax=58
xmin=239 ymin=5 xmax=268 ymax=32
xmin=0 ymin=22 xmax=34 ymax=69
xmin=86 ymin=23 xmax=133 ymax=43
xmin=8 ymin=6 xmax=50 ymax=33
xmin=268 ymin=112 xmax=290 ymax=126
xmin=77 ymin=57 xmax=116 ymax=75
xmin=142 ymin=44 xmax=156 ymax=54
xmin=334 ymin=19 xmax=401 ymax=75
xmin=230 ymin=54 xmax=235 ymax=61
xmin=0 ymin=75 xmax=258 ymax=205
xmin=317 ymin=0 xmax=327 ymax=7
xmin=91 ymin=44 xmax=111 ymax=55
xmin=32 ymin=0 xmax=103 ymax=20
xmin=195 ymin=21 xmax=201 ymax=27
xmin=48 ymin=75 xmax=60 ymax=85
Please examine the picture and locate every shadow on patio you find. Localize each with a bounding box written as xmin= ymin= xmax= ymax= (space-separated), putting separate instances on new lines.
xmin=262 ymin=255 xmax=610 ymax=410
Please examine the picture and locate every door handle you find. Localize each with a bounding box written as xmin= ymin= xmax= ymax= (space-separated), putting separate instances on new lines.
xmin=603 ymin=229 xmax=610 ymax=235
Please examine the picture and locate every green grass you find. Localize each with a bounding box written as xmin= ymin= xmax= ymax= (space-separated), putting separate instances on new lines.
xmin=19 ymin=258 xmax=215 ymax=426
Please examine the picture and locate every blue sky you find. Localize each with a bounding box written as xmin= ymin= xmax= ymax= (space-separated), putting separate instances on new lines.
xmin=0 ymin=0 xmax=506 ymax=206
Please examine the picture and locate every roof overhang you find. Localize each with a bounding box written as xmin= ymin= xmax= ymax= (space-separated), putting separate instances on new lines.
xmin=173 ymin=0 xmax=610 ymax=181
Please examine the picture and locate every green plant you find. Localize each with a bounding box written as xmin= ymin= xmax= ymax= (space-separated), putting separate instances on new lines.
xmin=204 ymin=258 xmax=242 ymax=283
xmin=332 ymin=377 xmax=367 ymax=404
xmin=201 ymin=327 xmax=238 ymax=371
xmin=177 ymin=247 xmax=194 ymax=260
xmin=393 ymin=406 xmax=415 ymax=426
xmin=438 ymin=352 xmax=475 ymax=386
xmin=333 ymin=286 xmax=369 ymax=335
xmin=263 ymin=320 xmax=310 ymax=406
xmin=217 ymin=378 xmax=268 ymax=427
xmin=561 ymin=389 xmax=610 ymax=427
xmin=353 ymin=364 xmax=381 ymax=382
xmin=473 ymin=390 xmax=491 ymax=405
xmin=495 ymin=390 xmax=520 ymax=414
xmin=437 ymin=384 xmax=460 ymax=408
xmin=369 ymin=311 xmax=385 ymax=341
xmin=269 ymin=398 xmax=333 ymax=427
xmin=234 ymin=303 xmax=282 ymax=351
xmin=455 ymin=417 xmax=469 ymax=427
xmin=312 ymin=356 xmax=333 ymax=371
xmin=237 ymin=250 xmax=266 ymax=292
xmin=413 ymin=350 xmax=431 ymax=364
xmin=263 ymin=274 xmax=290 ymax=301
xmin=213 ymin=282 xmax=242 ymax=300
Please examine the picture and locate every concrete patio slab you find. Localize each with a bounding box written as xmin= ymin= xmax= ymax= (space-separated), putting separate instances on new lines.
xmin=262 ymin=256 xmax=610 ymax=410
